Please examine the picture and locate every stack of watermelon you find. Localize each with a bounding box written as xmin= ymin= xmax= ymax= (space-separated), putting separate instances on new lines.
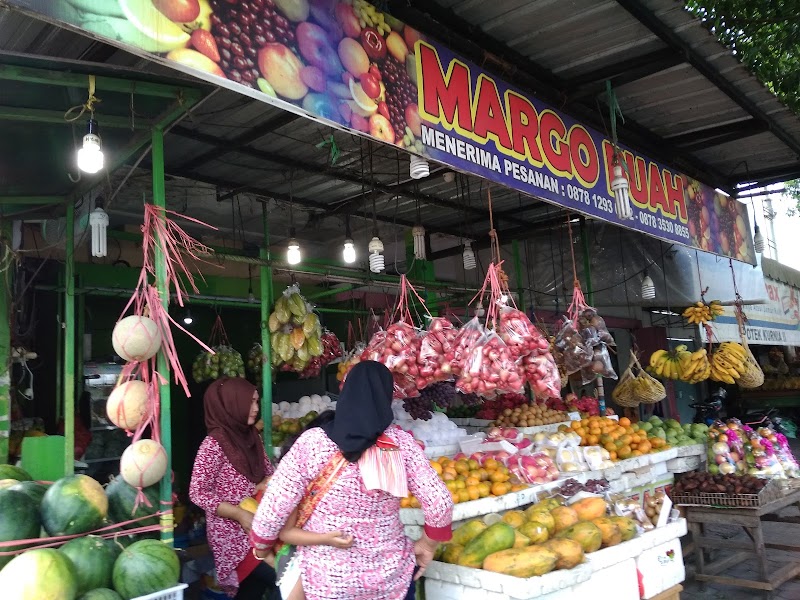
xmin=0 ymin=464 xmax=180 ymax=600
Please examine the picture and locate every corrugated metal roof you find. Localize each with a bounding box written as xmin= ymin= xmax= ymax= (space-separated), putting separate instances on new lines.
xmin=761 ymin=257 xmax=800 ymax=290
xmin=1 ymin=0 xmax=799 ymax=257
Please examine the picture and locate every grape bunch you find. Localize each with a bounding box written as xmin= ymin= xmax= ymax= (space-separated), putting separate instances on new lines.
xmin=403 ymin=396 xmax=434 ymax=420
xmin=459 ymin=391 xmax=481 ymax=406
xmin=208 ymin=0 xmax=296 ymax=87
xmin=381 ymin=57 xmax=416 ymax=143
xmin=554 ymin=478 xmax=609 ymax=498
xmin=420 ymin=382 xmax=458 ymax=410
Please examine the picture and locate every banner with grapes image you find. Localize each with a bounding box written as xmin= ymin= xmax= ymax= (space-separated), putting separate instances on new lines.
xmin=10 ymin=0 xmax=755 ymax=264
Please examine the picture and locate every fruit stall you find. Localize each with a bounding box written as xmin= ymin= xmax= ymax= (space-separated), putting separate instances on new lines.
xmin=2 ymin=0 xmax=800 ymax=599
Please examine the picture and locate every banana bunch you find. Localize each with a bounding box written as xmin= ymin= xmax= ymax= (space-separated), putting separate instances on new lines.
xmin=709 ymin=342 xmax=747 ymax=384
xmin=681 ymin=348 xmax=712 ymax=384
xmin=630 ymin=371 xmax=666 ymax=398
xmin=682 ymin=300 xmax=724 ymax=325
xmin=649 ymin=346 xmax=710 ymax=382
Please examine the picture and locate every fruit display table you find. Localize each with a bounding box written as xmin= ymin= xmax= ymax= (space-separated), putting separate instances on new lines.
xmin=686 ymin=488 xmax=800 ymax=595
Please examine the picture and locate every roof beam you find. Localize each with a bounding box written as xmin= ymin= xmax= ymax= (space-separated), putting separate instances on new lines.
xmin=171 ymin=127 xmax=536 ymax=229
xmin=565 ymin=49 xmax=684 ymax=99
xmin=733 ymin=165 xmax=800 ymax=189
xmin=175 ymin=111 xmax=301 ymax=170
xmin=614 ymin=0 xmax=800 ymax=159
xmin=666 ymin=119 xmax=768 ymax=146
xmin=0 ymin=106 xmax=149 ymax=129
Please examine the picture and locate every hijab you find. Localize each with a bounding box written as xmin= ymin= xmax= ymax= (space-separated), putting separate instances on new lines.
xmin=322 ymin=360 xmax=394 ymax=463
xmin=204 ymin=377 xmax=266 ymax=483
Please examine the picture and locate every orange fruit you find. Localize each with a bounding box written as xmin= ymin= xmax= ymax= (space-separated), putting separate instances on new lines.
xmin=454 ymin=479 xmax=466 ymax=490
xmin=609 ymin=451 xmax=617 ymax=461
xmin=618 ymin=445 xmax=632 ymax=459
xmin=477 ymin=468 xmax=489 ymax=482
xmin=450 ymin=490 xmax=460 ymax=503
xmin=468 ymin=459 xmax=480 ymax=470
xmin=442 ymin=471 xmax=456 ymax=482
xmin=619 ymin=417 xmax=631 ymax=428
xmin=467 ymin=486 xmax=480 ymax=501
xmin=410 ymin=497 xmax=421 ymax=508
xmin=457 ymin=489 xmax=471 ymax=503
xmin=587 ymin=435 xmax=599 ymax=445
xmin=400 ymin=497 xmax=412 ymax=508
xmin=491 ymin=482 xmax=511 ymax=496
xmin=571 ymin=421 xmax=581 ymax=430
xmin=604 ymin=442 xmax=617 ymax=453
xmin=484 ymin=459 xmax=499 ymax=472
xmin=465 ymin=476 xmax=480 ymax=487
xmin=430 ymin=461 xmax=443 ymax=475
xmin=511 ymin=484 xmax=527 ymax=492
xmin=478 ymin=482 xmax=491 ymax=498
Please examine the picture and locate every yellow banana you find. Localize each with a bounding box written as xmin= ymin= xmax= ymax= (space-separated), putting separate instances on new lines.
xmin=650 ymin=350 xmax=668 ymax=369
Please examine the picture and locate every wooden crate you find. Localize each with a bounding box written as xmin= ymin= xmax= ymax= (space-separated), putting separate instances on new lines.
xmin=647 ymin=584 xmax=682 ymax=600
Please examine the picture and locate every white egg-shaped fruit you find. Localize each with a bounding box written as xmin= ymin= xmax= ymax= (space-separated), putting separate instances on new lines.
xmin=120 ymin=439 xmax=167 ymax=488
xmin=112 ymin=316 xmax=162 ymax=362
xmin=107 ymin=380 xmax=149 ymax=430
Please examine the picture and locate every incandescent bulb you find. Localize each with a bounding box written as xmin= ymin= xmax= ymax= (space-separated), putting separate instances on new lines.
xmin=343 ymin=239 xmax=356 ymax=264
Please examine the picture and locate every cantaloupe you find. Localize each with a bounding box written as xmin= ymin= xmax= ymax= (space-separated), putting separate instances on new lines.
xmin=120 ymin=439 xmax=167 ymax=488
xmin=112 ymin=316 xmax=161 ymax=362
xmin=106 ymin=381 xmax=149 ymax=430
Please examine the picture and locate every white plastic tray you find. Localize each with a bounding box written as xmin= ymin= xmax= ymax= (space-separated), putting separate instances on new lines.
xmin=133 ymin=584 xmax=188 ymax=600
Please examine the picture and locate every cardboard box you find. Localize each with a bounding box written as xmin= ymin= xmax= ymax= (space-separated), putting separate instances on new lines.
xmin=636 ymin=539 xmax=685 ymax=599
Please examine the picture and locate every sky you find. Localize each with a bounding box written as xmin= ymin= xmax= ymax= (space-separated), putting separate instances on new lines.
xmin=745 ymin=186 xmax=799 ymax=271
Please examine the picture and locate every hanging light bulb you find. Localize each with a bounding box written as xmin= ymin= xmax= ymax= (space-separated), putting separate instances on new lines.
xmin=286 ymin=227 xmax=301 ymax=265
xmin=753 ymin=224 xmax=765 ymax=253
xmin=368 ymin=235 xmax=385 ymax=273
xmin=611 ymin=160 xmax=634 ymax=220
xmin=343 ymin=239 xmax=356 ymax=264
xmin=77 ymin=118 xmax=104 ymax=174
xmin=89 ymin=201 xmax=108 ymax=258
xmin=182 ymin=309 xmax=194 ymax=326
xmin=412 ymin=225 xmax=426 ymax=260
xmin=641 ymin=270 xmax=656 ymax=300
xmin=409 ymin=154 xmax=430 ymax=179
xmin=462 ymin=241 xmax=476 ymax=270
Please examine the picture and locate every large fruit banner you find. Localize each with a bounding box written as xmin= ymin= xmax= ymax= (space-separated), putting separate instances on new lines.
xmin=12 ymin=0 xmax=754 ymax=263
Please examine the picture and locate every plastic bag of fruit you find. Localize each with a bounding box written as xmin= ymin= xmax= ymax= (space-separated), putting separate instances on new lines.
xmin=706 ymin=422 xmax=743 ymax=475
xmin=506 ymin=452 xmax=559 ymax=485
xmin=523 ymin=352 xmax=562 ymax=399
xmin=743 ymin=429 xmax=786 ymax=478
xmin=417 ymin=316 xmax=458 ymax=387
xmin=580 ymin=343 xmax=617 ymax=384
xmin=555 ymin=437 xmax=588 ymax=473
xmin=451 ymin=316 xmax=484 ymax=375
xmin=577 ymin=307 xmax=615 ymax=346
xmin=497 ymin=305 xmax=548 ymax=359
xmin=555 ymin=319 xmax=593 ymax=375
xmin=456 ymin=330 xmax=525 ymax=398
xmin=393 ymin=371 xmax=420 ymax=400
xmin=773 ymin=432 xmax=800 ymax=478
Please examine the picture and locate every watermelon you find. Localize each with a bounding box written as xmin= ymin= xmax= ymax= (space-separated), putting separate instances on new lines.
xmin=105 ymin=477 xmax=159 ymax=530
xmin=79 ymin=589 xmax=123 ymax=600
xmin=60 ymin=535 xmax=117 ymax=595
xmin=41 ymin=475 xmax=108 ymax=536
xmin=0 ymin=489 xmax=41 ymax=569
xmin=0 ymin=464 xmax=32 ymax=481
xmin=112 ymin=539 xmax=179 ymax=600
xmin=0 ymin=548 xmax=77 ymax=599
xmin=8 ymin=481 xmax=49 ymax=505
xmin=0 ymin=479 xmax=18 ymax=490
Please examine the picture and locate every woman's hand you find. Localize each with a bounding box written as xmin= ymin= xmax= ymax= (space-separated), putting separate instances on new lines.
xmin=237 ymin=509 xmax=254 ymax=533
xmin=323 ymin=531 xmax=354 ymax=549
xmin=254 ymin=548 xmax=275 ymax=567
xmin=255 ymin=477 xmax=270 ymax=493
xmin=216 ymin=502 xmax=254 ymax=533
xmin=413 ymin=534 xmax=439 ymax=580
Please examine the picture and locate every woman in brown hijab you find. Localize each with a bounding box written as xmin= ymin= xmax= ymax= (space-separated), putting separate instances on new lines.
xmin=190 ymin=378 xmax=277 ymax=599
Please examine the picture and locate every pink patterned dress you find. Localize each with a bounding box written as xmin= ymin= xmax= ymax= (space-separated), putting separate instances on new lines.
xmin=190 ymin=436 xmax=274 ymax=595
xmin=251 ymin=426 xmax=453 ymax=600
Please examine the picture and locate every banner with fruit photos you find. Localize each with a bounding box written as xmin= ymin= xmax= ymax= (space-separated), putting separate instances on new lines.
xmin=10 ymin=0 xmax=755 ymax=264
xmin=702 ymin=278 xmax=800 ymax=346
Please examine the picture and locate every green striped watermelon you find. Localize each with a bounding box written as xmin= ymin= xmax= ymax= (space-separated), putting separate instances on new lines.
xmin=112 ymin=539 xmax=179 ymax=600
xmin=0 ymin=548 xmax=77 ymax=599
xmin=8 ymin=481 xmax=49 ymax=505
xmin=0 ymin=464 xmax=32 ymax=481
xmin=0 ymin=489 xmax=41 ymax=569
xmin=60 ymin=535 xmax=117 ymax=595
xmin=41 ymin=475 xmax=108 ymax=536
xmin=78 ymin=589 xmax=123 ymax=600
xmin=0 ymin=479 xmax=18 ymax=490
xmin=105 ymin=477 xmax=159 ymax=530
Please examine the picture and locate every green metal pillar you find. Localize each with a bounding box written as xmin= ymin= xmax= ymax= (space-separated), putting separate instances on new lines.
xmin=152 ymin=128 xmax=174 ymax=545
xmin=55 ymin=267 xmax=63 ymax=421
xmin=64 ymin=201 xmax=76 ymax=474
xmin=260 ymin=205 xmax=273 ymax=456
xmin=0 ymin=220 xmax=10 ymax=464
xmin=512 ymin=240 xmax=525 ymax=312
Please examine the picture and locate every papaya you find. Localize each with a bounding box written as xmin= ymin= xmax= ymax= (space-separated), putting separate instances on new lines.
xmin=543 ymin=539 xmax=585 ymax=570
xmin=525 ymin=509 xmax=555 ymax=535
xmin=550 ymin=506 xmax=579 ymax=533
xmin=441 ymin=543 xmax=464 ymax=564
xmin=458 ymin=522 xmax=515 ymax=569
xmin=287 ymin=293 xmax=308 ymax=318
xmin=268 ymin=313 xmax=281 ymax=333
xmin=451 ymin=520 xmax=487 ymax=547
xmin=483 ymin=546 xmax=558 ymax=578
xmin=518 ymin=521 xmax=549 ymax=544
xmin=610 ymin=516 xmax=637 ymax=542
xmin=501 ymin=510 xmax=526 ymax=529
xmin=572 ymin=497 xmax=608 ymax=521
xmin=513 ymin=530 xmax=531 ymax=549
xmin=290 ymin=328 xmax=306 ymax=350
xmin=531 ymin=497 xmax=562 ymax=512
xmin=592 ymin=517 xmax=623 ymax=548
xmin=555 ymin=521 xmax=602 ymax=553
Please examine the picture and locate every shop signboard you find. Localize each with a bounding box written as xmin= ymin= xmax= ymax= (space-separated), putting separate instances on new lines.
xmin=702 ymin=278 xmax=800 ymax=346
xmin=8 ymin=0 xmax=754 ymax=264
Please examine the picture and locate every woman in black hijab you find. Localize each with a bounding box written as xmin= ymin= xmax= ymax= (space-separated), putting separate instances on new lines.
xmin=250 ymin=361 xmax=454 ymax=600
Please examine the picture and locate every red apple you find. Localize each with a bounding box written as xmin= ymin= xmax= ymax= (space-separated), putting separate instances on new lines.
xmin=369 ymin=113 xmax=396 ymax=143
xmin=405 ymin=103 xmax=422 ymax=137
xmin=335 ymin=2 xmax=361 ymax=38
xmin=360 ymin=72 xmax=381 ymax=99
xmin=297 ymin=22 xmax=343 ymax=76
xmin=154 ymin=0 xmax=200 ymax=23
xmin=404 ymin=25 xmax=422 ymax=51
xmin=257 ymin=43 xmax=308 ymax=100
xmin=360 ymin=27 xmax=387 ymax=61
